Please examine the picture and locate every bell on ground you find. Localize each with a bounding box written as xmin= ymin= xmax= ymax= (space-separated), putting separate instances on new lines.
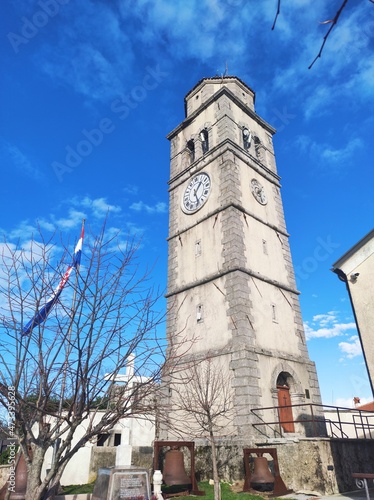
xmin=9 ymin=451 xmax=28 ymax=500
xmin=250 ymin=456 xmax=275 ymax=492
xmin=163 ymin=448 xmax=191 ymax=486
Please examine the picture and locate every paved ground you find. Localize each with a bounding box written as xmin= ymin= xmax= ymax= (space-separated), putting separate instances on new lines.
xmin=53 ymin=490 xmax=373 ymax=500
xmin=281 ymin=488 xmax=373 ymax=500
xmin=319 ymin=490 xmax=372 ymax=500
xmin=53 ymin=486 xmax=374 ymax=500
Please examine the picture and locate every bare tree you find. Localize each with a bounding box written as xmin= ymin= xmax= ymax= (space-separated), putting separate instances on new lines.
xmin=272 ymin=0 xmax=374 ymax=68
xmin=0 ymin=223 xmax=184 ymax=500
xmin=169 ymin=357 xmax=235 ymax=500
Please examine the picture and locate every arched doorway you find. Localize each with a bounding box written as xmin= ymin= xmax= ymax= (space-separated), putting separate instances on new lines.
xmin=276 ymin=372 xmax=295 ymax=433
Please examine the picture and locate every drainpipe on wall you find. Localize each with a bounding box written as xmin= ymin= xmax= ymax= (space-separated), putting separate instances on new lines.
xmin=332 ymin=268 xmax=374 ymax=398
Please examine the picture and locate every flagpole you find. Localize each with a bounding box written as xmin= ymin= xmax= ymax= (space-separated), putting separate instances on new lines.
xmin=51 ymin=219 xmax=85 ymax=478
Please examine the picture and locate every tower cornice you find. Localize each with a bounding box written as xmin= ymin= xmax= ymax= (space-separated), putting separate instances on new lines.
xmin=166 ymin=202 xmax=290 ymax=243
xmin=165 ymin=265 xmax=300 ymax=299
xmin=184 ymin=76 xmax=256 ymax=103
xmin=167 ymin=85 xmax=276 ymax=141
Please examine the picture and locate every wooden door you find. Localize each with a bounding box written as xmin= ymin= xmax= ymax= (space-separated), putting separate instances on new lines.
xmin=277 ymin=386 xmax=295 ymax=433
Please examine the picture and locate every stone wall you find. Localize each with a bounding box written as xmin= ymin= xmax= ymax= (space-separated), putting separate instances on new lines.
xmin=194 ymin=438 xmax=374 ymax=495
xmin=132 ymin=446 xmax=153 ymax=470
xmin=0 ymin=466 xmax=10 ymax=492
xmin=195 ymin=442 xmax=244 ymax=483
xmin=88 ymin=448 xmax=116 ymax=483
xmin=264 ymin=438 xmax=374 ymax=494
xmin=88 ymin=446 xmax=154 ymax=483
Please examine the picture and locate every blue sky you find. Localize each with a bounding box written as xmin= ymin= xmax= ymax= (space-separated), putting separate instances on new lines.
xmin=1 ymin=0 xmax=373 ymax=407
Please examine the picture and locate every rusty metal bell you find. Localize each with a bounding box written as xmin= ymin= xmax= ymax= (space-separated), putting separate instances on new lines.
xmin=250 ymin=456 xmax=275 ymax=492
xmin=163 ymin=448 xmax=191 ymax=486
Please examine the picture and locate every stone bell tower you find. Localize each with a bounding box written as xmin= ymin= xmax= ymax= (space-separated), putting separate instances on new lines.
xmin=162 ymin=76 xmax=322 ymax=443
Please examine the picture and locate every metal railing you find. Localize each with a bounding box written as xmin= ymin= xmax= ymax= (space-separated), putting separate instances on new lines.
xmin=251 ymin=403 xmax=374 ymax=439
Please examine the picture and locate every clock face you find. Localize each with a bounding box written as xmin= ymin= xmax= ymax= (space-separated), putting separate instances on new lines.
xmin=182 ymin=172 xmax=211 ymax=214
xmin=251 ymin=179 xmax=267 ymax=205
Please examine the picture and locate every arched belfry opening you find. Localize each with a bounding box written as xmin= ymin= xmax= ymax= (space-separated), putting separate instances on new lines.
xmin=276 ymin=372 xmax=295 ymax=433
xmin=187 ymin=139 xmax=195 ymax=163
xmin=199 ymin=129 xmax=209 ymax=154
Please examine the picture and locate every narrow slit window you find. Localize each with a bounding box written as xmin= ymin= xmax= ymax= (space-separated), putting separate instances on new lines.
xmin=262 ymin=239 xmax=268 ymax=255
xmin=271 ymin=303 xmax=277 ymax=322
xmin=197 ymin=304 xmax=203 ymax=322
xmin=195 ymin=240 xmax=201 ymax=256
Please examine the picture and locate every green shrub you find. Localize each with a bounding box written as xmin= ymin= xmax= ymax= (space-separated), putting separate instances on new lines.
xmin=0 ymin=446 xmax=18 ymax=466
xmin=61 ymin=483 xmax=95 ymax=494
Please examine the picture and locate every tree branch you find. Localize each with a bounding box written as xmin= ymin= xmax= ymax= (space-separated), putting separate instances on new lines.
xmin=308 ymin=0 xmax=350 ymax=69
xmin=272 ymin=0 xmax=281 ymax=30
xmin=0 ymin=222 xmax=181 ymax=500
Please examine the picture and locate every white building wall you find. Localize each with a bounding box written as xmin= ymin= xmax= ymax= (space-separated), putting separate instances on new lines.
xmin=333 ymin=229 xmax=374 ymax=396
xmin=42 ymin=411 xmax=155 ymax=485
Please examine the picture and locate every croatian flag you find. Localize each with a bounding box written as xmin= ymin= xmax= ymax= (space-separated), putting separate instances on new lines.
xmin=22 ymin=224 xmax=85 ymax=336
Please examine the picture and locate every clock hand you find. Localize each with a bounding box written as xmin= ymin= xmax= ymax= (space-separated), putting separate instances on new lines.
xmin=194 ymin=181 xmax=203 ymax=198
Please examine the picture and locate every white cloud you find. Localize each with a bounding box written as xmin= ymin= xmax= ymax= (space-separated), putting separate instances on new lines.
xmin=36 ymin=219 xmax=56 ymax=233
xmin=312 ymin=311 xmax=338 ymax=326
xmin=124 ymin=0 xmax=251 ymax=62
xmin=351 ymin=58 xmax=374 ymax=98
xmin=270 ymin=2 xmax=374 ymax=120
xmin=54 ymin=211 xmax=87 ymax=230
xmin=304 ymin=321 xmax=356 ymax=340
xmin=123 ymin=185 xmax=139 ymax=196
xmin=39 ymin=2 xmax=134 ymax=102
xmin=26 ymin=0 xmax=374 ymax=121
xmin=130 ymin=201 xmax=167 ymax=214
xmin=1 ymin=140 xmax=42 ymax=181
xmin=304 ymin=310 xmax=356 ymax=340
xmin=42 ymin=43 xmax=129 ymax=102
xmin=315 ymin=3 xmax=374 ymax=80
xmin=294 ymin=134 xmax=363 ymax=168
xmin=7 ymin=221 xmax=41 ymax=241
xmin=338 ymin=336 xmax=362 ymax=359
xmin=303 ymin=85 xmax=335 ymax=121
xmin=1 ymin=197 xmax=122 ymax=245
xmin=79 ymin=196 xmax=121 ymax=218
xmin=321 ymin=138 xmax=363 ymax=163
xmin=333 ymin=396 xmax=372 ymax=409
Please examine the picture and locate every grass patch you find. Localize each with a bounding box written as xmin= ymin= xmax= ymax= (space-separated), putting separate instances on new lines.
xmin=177 ymin=481 xmax=271 ymax=500
xmin=61 ymin=480 xmax=290 ymax=499
xmin=61 ymin=482 xmax=95 ymax=494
